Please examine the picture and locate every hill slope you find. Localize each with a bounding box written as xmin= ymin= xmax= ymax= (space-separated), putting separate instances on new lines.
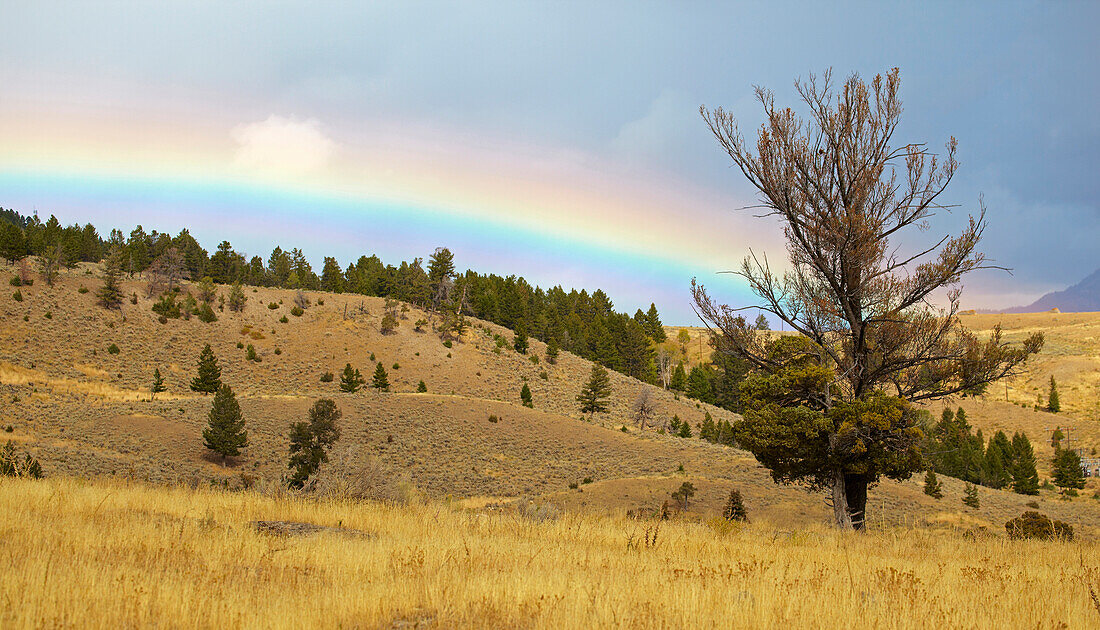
xmin=2 ymin=263 xmax=1099 ymax=537
xmin=1002 ymin=267 xmax=1100 ymax=313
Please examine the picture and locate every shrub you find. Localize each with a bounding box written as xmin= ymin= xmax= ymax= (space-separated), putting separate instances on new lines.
xmin=568 ymin=481 xmax=578 ymax=490
xmin=582 ymin=477 xmax=594 ymax=484
xmin=197 ymin=303 xmax=217 ymax=323
xmin=539 ymin=371 xmax=548 ymax=380
xmin=962 ymin=483 xmax=980 ymax=508
xmin=1005 ymin=511 xmax=1073 ymax=541
xmin=44 ymin=311 xmax=51 ymax=319
xmin=130 ymin=293 xmax=138 ymax=305
xmin=107 ymin=343 xmax=120 ymax=355
xmin=152 ymin=293 xmax=181 ymax=319
xmin=488 ymin=414 xmax=499 ymax=423
xmin=417 ymin=380 xmax=427 ymax=393
xmin=77 ymin=286 xmax=89 ymax=294
xmin=249 ymin=331 xmax=264 ymax=340
xmin=274 ymin=347 xmax=282 ymax=356
xmin=392 ymin=362 xmax=400 ymax=370
xmin=246 ymin=344 xmax=259 ymax=362
xmin=723 ymin=489 xmax=749 ymax=522
xmin=529 ymin=355 xmax=539 ymax=365
xmin=443 ymin=340 xmax=452 ymax=348
xmin=520 ymin=383 xmax=533 ymax=408
xmin=279 ymin=315 xmax=288 ymax=323
xmin=317 ymin=298 xmax=324 ymax=306
xmin=291 ymin=306 xmax=304 ymax=317
xmin=12 ymin=290 xmax=21 ymax=302
xmin=268 ymin=302 xmax=279 ymax=310
xmin=320 ymin=371 xmax=334 ymax=383
xmin=0 ymin=441 xmax=43 ymax=479
xmin=236 ymin=341 xmax=244 ymax=349
xmin=9 ymin=276 xmax=21 ymax=286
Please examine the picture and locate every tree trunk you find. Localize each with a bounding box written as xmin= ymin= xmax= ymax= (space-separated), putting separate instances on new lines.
xmin=831 ymin=471 xmax=853 ymax=529
xmin=844 ymin=473 xmax=869 ymax=530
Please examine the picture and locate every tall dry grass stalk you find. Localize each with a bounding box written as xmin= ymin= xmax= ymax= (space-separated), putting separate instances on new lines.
xmin=2 ymin=476 xmax=1098 ymax=628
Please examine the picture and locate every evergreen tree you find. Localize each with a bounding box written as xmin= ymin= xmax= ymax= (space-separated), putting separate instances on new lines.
xmin=962 ymin=483 xmax=980 ymax=508
xmin=520 ymin=382 xmax=533 ymax=408
xmin=287 ymin=398 xmax=342 ymax=488
xmin=151 ymin=368 xmax=166 ymax=398
xmin=196 ymin=276 xmax=217 ymax=304
xmin=372 ymin=362 xmax=390 ymax=391
xmin=321 ymin=256 xmax=345 ymax=293
xmin=227 ymin=282 xmax=247 ymax=312
xmin=0 ymin=221 xmax=27 ymax=264
xmin=545 ymin=339 xmax=559 ymax=365
xmin=645 ymin=303 xmax=667 ymax=342
xmin=686 ymin=364 xmax=713 ymax=403
xmin=577 ymin=363 xmax=612 ymax=419
xmin=96 ymin=247 xmax=124 ymax=309
xmin=1052 ymin=448 xmax=1085 ymax=492
xmin=1050 ymin=427 xmax=1065 ymax=450
xmin=339 ymin=363 xmax=365 ymax=393
xmin=513 ymin=327 xmax=529 ymax=354
xmin=981 ymin=430 xmax=1014 ymax=489
xmin=677 ymin=421 xmax=693 ymax=438
xmin=417 ymin=380 xmax=427 ymax=393
xmin=923 ymin=470 xmax=943 ymax=499
xmin=722 ymin=489 xmax=749 ymax=521
xmin=754 ymin=313 xmax=770 ymax=330
xmin=700 ymin=411 xmax=717 ymax=443
xmin=202 ymin=384 xmax=247 ymax=462
xmin=189 ymin=344 xmax=222 ymax=393
xmin=1047 ymin=376 xmax=1060 ymax=412
xmin=670 ymin=361 xmax=687 ymax=391
xmin=1010 ymin=432 xmax=1040 ymax=495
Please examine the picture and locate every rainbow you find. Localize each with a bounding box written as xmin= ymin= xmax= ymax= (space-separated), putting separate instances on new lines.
xmin=0 ymin=108 xmax=769 ymax=323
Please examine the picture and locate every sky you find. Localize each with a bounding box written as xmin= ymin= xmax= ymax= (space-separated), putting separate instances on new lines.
xmin=1 ymin=2 xmax=1097 ymax=323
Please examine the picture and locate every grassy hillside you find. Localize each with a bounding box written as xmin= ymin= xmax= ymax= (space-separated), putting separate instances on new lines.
xmin=3 ymin=476 xmax=1098 ymax=629
xmin=2 ymin=263 xmax=1100 ymax=538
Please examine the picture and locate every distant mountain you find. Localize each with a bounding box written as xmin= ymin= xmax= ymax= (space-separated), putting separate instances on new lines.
xmin=1002 ymin=267 xmax=1100 ymax=313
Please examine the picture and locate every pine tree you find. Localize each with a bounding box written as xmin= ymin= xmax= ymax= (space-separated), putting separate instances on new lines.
xmin=0 ymin=221 xmax=27 ymax=264
xmin=202 ymin=384 xmax=247 ymax=462
xmin=686 ymin=365 xmax=713 ymax=403
xmin=670 ymin=361 xmax=687 ymax=391
xmin=677 ymin=421 xmax=693 ymax=438
xmin=189 ymin=344 xmax=222 ymax=393
xmin=372 ymin=362 xmax=390 ymax=391
xmin=981 ymin=430 xmax=1014 ymax=490
xmin=151 ymin=368 xmax=166 ymax=398
xmin=700 ymin=411 xmax=717 ymax=443
xmin=339 ymin=363 xmax=365 ymax=393
xmin=577 ymin=363 xmax=612 ymax=419
xmin=513 ymin=327 xmax=528 ymax=354
xmin=923 ymin=470 xmax=943 ymax=499
xmin=417 ymin=380 xmax=427 ymax=393
xmin=1010 ymin=431 xmax=1040 ymax=495
xmin=545 ymin=339 xmax=559 ymax=365
xmin=1052 ymin=448 xmax=1085 ymax=493
xmin=754 ymin=313 xmax=770 ymax=331
xmin=227 ymin=282 xmax=246 ymax=312
xmin=1047 ymin=376 xmax=1060 ymax=412
xmin=645 ymin=303 xmax=667 ymax=342
xmin=962 ymin=483 xmax=980 ymax=508
xmin=520 ymin=382 xmax=533 ymax=408
xmin=96 ymin=248 xmax=124 ymax=309
xmin=287 ymin=398 xmax=342 ymax=488
xmin=723 ymin=489 xmax=748 ymax=522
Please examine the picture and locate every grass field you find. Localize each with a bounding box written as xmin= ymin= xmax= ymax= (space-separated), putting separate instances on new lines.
xmin=3 ymin=476 xmax=1099 ymax=629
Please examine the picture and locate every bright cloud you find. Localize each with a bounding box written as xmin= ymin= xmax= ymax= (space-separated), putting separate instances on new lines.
xmin=231 ymin=115 xmax=336 ymax=177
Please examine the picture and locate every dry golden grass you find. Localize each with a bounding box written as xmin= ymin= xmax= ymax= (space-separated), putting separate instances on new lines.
xmin=3 ymin=476 xmax=1099 ymax=629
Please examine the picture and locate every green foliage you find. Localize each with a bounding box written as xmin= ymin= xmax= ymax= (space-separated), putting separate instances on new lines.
xmin=644 ymin=303 xmax=667 ymax=342
xmin=290 ymin=306 xmax=304 ymax=317
xmin=722 ymin=489 xmax=748 ymax=522
xmin=197 ymin=302 xmax=218 ymax=323
xmin=190 ymin=344 xmax=222 ymax=394
xmin=279 ymin=315 xmax=288 ymax=323
xmin=754 ymin=313 xmax=770 ymax=331
xmin=268 ymin=302 xmax=279 ymax=310
xmin=107 ymin=343 xmax=120 ymax=355
xmin=923 ymin=470 xmax=943 ymax=499
xmin=577 ymin=363 xmax=611 ymax=417
xmin=677 ymin=421 xmax=693 ymax=439
xmin=202 ymin=385 xmax=247 ymax=461
xmin=371 ymin=362 xmax=390 ymax=391
xmin=1047 ymin=376 xmax=1060 ymax=412
xmin=152 ymin=292 xmax=181 ymax=319
xmin=980 ymin=430 xmax=1014 ymax=489
xmin=0 ymin=440 xmax=43 ymax=478
xmin=670 ymin=481 xmax=696 ymax=510
xmin=196 ymin=276 xmax=217 ymax=304
xmin=96 ymin=248 xmax=124 ymax=309
xmin=442 ymin=340 xmax=452 ymax=348
xmin=227 ymin=282 xmax=246 ymax=312
xmin=545 ymin=339 xmax=559 ymax=365
xmin=1005 ymin=511 xmax=1073 ymax=541
xmin=1010 ymin=432 xmax=1040 ymax=495
xmin=1052 ymin=448 xmax=1085 ymax=492
xmin=699 ymin=411 xmax=717 ymax=443
xmin=417 ymin=380 xmax=427 ymax=393
xmin=151 ymin=368 xmax=166 ymax=396
xmin=962 ymin=483 xmax=980 ymax=508
xmin=926 ymin=407 xmax=984 ymax=484
xmin=520 ymin=383 xmax=533 ymax=408
xmin=670 ymin=362 xmax=687 ymax=391
xmin=246 ymin=344 xmax=259 ymax=362
xmin=339 ymin=363 xmax=365 ymax=393
xmin=12 ymin=290 xmax=21 ymax=302
xmin=287 ymin=399 xmax=342 ymax=489
xmin=319 ymin=371 xmax=334 ymax=383
xmin=513 ymin=327 xmax=529 ymax=354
